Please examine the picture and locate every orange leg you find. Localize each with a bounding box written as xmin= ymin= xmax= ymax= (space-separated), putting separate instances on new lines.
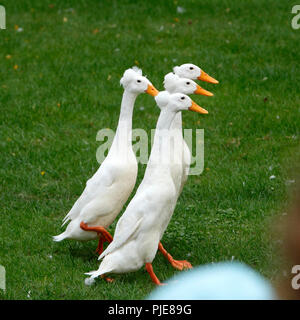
xmin=145 ymin=263 xmax=163 ymax=285
xmin=80 ymin=221 xmax=113 ymax=243
xmin=158 ymin=242 xmax=192 ymax=271
xmin=96 ymin=235 xmax=104 ymax=255
xmin=101 ymin=275 xmax=114 ymax=283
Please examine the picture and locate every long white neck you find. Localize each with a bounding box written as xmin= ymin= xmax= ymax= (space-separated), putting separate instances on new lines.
xmin=155 ymin=108 xmax=176 ymax=131
xmin=147 ymin=108 xmax=177 ymax=168
xmin=170 ymin=112 xmax=182 ymax=130
xmin=164 ymin=89 xmax=182 ymax=131
xmin=111 ymin=90 xmax=137 ymax=152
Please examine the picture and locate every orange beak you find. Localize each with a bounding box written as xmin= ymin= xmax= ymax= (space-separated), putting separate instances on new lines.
xmin=198 ymin=70 xmax=219 ymax=84
xmin=194 ymin=85 xmax=213 ymax=96
xmin=188 ymin=101 xmax=208 ymax=114
xmin=145 ymin=84 xmax=159 ymax=97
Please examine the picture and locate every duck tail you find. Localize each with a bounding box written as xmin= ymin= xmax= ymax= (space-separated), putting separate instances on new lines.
xmin=85 ymin=257 xmax=114 ymax=280
xmin=84 ymin=269 xmax=104 ymax=279
xmin=61 ymin=216 xmax=70 ymax=227
xmin=52 ymin=231 xmax=67 ymax=242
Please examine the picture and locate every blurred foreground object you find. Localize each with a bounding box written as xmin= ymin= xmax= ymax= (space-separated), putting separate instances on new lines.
xmin=148 ymin=261 xmax=275 ymax=300
xmin=276 ymin=183 xmax=300 ymax=299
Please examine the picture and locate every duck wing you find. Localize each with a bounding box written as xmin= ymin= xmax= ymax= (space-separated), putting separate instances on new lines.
xmin=62 ymin=165 xmax=115 ymax=226
xmin=99 ymin=207 xmax=143 ymax=260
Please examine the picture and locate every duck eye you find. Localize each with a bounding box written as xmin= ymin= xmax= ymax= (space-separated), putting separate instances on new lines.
xmin=189 ymin=67 xmax=194 ymax=70
xmin=186 ymin=82 xmax=190 ymax=85
xmin=137 ymin=79 xmax=141 ymax=83
xmin=181 ymin=96 xmax=185 ymax=100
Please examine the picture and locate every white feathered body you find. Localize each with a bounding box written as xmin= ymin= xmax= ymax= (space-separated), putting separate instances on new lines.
xmin=53 ymin=67 xmax=156 ymax=243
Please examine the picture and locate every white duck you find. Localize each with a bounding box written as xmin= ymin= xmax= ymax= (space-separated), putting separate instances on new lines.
xmin=85 ymin=92 xmax=208 ymax=285
xmin=53 ymin=67 xmax=158 ymax=254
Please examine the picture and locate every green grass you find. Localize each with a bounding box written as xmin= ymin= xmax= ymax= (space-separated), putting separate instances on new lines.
xmin=0 ymin=0 xmax=299 ymax=300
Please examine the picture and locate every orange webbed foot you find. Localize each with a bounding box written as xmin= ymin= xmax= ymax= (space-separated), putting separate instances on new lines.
xmin=170 ymin=259 xmax=193 ymax=271
xmin=158 ymin=242 xmax=192 ymax=271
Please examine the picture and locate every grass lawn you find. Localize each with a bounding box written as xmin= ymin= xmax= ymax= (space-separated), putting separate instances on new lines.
xmin=0 ymin=0 xmax=299 ymax=300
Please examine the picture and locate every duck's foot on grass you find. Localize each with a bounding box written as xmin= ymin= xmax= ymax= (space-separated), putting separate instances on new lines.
xmin=169 ymin=259 xmax=192 ymax=271
xmin=158 ymin=242 xmax=192 ymax=270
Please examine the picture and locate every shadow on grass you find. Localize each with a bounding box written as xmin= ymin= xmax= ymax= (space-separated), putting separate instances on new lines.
xmin=53 ymin=241 xmax=99 ymax=262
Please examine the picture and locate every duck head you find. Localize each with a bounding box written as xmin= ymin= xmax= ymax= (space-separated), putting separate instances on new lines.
xmin=155 ymin=91 xmax=208 ymax=114
xmin=120 ymin=67 xmax=159 ymax=96
xmin=164 ymin=72 xmax=213 ymax=96
xmin=173 ymin=63 xmax=219 ymax=84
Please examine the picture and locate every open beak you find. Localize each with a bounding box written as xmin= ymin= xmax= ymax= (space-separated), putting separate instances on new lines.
xmin=198 ymin=71 xmax=219 ymax=84
xmin=194 ymin=85 xmax=214 ymax=96
xmin=145 ymin=84 xmax=159 ymax=97
xmin=188 ymin=101 xmax=208 ymax=114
